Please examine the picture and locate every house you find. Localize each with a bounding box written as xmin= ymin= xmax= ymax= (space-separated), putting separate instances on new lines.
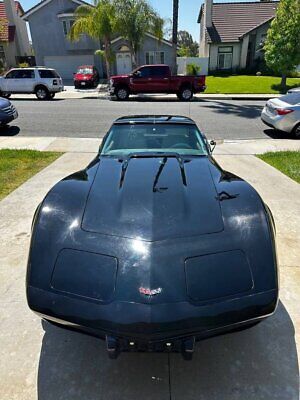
xmin=22 ymin=0 xmax=174 ymax=80
xmin=198 ymin=0 xmax=279 ymax=72
xmin=0 ymin=0 xmax=31 ymax=69
xmin=110 ymin=34 xmax=174 ymax=75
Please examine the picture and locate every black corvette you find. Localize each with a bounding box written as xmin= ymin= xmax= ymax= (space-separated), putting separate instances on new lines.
xmin=27 ymin=116 xmax=278 ymax=359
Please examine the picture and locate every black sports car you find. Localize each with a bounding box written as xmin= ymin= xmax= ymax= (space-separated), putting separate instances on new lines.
xmin=27 ymin=116 xmax=278 ymax=359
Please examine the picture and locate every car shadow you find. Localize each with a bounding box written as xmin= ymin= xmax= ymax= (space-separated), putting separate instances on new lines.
xmin=263 ymin=128 xmax=295 ymax=140
xmin=0 ymin=125 xmax=20 ymax=136
xmin=9 ymin=98 xmax=65 ymax=102
xmin=202 ymin=100 xmax=264 ymax=119
xmin=37 ymin=301 xmax=298 ymax=400
xmin=107 ymin=95 xmax=206 ymax=103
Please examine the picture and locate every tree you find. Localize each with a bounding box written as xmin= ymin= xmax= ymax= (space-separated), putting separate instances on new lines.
xmin=264 ymin=0 xmax=300 ymax=88
xmin=172 ymin=0 xmax=179 ymax=73
xmin=177 ymin=30 xmax=199 ymax=57
xmin=69 ymin=0 xmax=116 ymax=78
xmin=113 ymin=0 xmax=164 ymax=68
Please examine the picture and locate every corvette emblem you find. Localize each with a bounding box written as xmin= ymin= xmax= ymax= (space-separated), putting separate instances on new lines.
xmin=139 ymin=287 xmax=162 ymax=296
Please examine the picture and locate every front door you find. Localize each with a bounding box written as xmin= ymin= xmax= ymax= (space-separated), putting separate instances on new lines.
xmin=116 ymin=52 xmax=132 ymax=75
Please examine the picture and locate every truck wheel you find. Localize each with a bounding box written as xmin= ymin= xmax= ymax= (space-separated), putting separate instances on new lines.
xmin=115 ymin=86 xmax=129 ymax=101
xmin=35 ymin=86 xmax=50 ymax=100
xmin=178 ymin=87 xmax=193 ymax=101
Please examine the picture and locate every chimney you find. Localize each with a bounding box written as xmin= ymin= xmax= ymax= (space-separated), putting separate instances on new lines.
xmin=205 ymin=0 xmax=213 ymax=28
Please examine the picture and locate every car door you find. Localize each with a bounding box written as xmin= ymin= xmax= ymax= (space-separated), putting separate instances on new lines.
xmin=149 ymin=66 xmax=170 ymax=92
xmin=16 ymin=69 xmax=36 ymax=93
xmin=2 ymin=70 xmax=19 ymax=92
xmin=130 ymin=66 xmax=152 ymax=93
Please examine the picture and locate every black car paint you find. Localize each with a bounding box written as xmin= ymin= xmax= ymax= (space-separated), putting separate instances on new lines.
xmin=27 ymin=116 xmax=278 ymax=353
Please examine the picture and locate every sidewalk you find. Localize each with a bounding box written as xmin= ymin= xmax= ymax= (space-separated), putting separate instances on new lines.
xmin=0 ymin=139 xmax=299 ymax=399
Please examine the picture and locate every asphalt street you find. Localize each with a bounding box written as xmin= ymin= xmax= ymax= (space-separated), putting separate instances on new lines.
xmin=1 ymin=95 xmax=280 ymax=140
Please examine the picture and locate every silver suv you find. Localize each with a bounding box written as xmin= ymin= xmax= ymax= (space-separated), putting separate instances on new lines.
xmin=0 ymin=67 xmax=64 ymax=100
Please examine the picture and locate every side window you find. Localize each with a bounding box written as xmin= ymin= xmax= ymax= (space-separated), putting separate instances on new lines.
xmin=38 ymin=69 xmax=59 ymax=78
xmin=138 ymin=67 xmax=151 ymax=78
xmin=152 ymin=66 xmax=168 ymax=77
xmin=16 ymin=70 xmax=35 ymax=79
xmin=5 ymin=70 xmax=17 ymax=79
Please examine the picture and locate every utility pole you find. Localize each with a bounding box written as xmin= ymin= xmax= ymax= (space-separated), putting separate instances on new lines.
xmin=172 ymin=0 xmax=179 ymax=73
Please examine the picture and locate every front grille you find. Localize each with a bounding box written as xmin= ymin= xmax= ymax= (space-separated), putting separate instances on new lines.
xmin=2 ymin=104 xmax=16 ymax=116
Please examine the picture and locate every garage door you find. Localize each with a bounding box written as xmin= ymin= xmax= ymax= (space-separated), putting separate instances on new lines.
xmin=44 ymin=55 xmax=94 ymax=81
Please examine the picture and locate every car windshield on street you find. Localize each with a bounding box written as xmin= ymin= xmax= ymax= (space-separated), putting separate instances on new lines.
xmin=77 ymin=68 xmax=93 ymax=74
xmin=101 ymin=124 xmax=209 ymax=156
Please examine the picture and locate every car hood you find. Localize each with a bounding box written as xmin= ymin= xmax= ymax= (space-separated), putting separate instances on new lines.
xmin=82 ymin=156 xmax=224 ymax=241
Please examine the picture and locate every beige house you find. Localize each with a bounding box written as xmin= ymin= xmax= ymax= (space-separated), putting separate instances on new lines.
xmin=0 ymin=0 xmax=31 ymax=69
xmin=198 ymin=0 xmax=279 ymax=72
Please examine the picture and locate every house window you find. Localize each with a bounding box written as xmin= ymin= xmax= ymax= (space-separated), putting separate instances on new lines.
xmin=62 ymin=19 xmax=75 ymax=35
xmin=145 ymin=51 xmax=165 ymax=64
xmin=217 ymin=46 xmax=233 ymax=70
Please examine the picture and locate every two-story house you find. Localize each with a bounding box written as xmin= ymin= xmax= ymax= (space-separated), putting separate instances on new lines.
xmin=22 ymin=0 xmax=174 ymax=80
xmin=198 ymin=0 xmax=279 ymax=72
xmin=0 ymin=0 xmax=31 ymax=69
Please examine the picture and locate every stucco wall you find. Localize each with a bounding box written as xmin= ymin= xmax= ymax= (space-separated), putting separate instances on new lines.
xmin=209 ymin=42 xmax=241 ymax=72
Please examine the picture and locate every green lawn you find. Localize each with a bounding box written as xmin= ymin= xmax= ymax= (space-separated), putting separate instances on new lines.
xmin=257 ymin=151 xmax=300 ymax=183
xmin=0 ymin=149 xmax=62 ymax=200
xmin=205 ymin=75 xmax=300 ymax=94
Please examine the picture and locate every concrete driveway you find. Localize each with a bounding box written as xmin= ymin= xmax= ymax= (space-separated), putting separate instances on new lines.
xmin=0 ymin=140 xmax=299 ymax=400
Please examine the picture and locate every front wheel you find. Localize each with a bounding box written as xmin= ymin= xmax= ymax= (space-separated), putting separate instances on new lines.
xmin=35 ymin=86 xmax=50 ymax=100
xmin=178 ymin=87 xmax=193 ymax=101
xmin=115 ymin=86 xmax=129 ymax=101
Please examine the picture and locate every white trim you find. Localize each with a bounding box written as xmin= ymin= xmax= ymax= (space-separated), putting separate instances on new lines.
xmin=22 ymin=0 xmax=87 ymax=20
xmin=111 ymin=33 xmax=173 ymax=47
xmin=57 ymin=13 xmax=75 ymax=18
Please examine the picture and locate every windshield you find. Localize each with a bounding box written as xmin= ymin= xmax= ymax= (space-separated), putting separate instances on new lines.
xmin=101 ymin=124 xmax=209 ymax=156
xmin=77 ymin=68 xmax=93 ymax=74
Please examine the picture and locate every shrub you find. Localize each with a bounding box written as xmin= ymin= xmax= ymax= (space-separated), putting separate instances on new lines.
xmin=186 ymin=63 xmax=201 ymax=76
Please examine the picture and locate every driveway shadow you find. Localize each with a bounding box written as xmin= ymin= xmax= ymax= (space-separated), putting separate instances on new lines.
xmin=0 ymin=125 xmax=20 ymax=136
xmin=170 ymin=302 xmax=299 ymax=400
xmin=37 ymin=302 xmax=298 ymax=400
xmin=202 ymin=101 xmax=264 ymax=119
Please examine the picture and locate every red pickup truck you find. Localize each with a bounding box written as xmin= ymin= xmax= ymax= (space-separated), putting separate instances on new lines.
xmin=109 ymin=64 xmax=206 ymax=101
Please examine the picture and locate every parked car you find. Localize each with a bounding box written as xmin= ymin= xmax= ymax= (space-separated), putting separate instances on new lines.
xmin=27 ymin=115 xmax=278 ymax=360
xmin=261 ymin=93 xmax=300 ymax=138
xmin=74 ymin=65 xmax=99 ymax=89
xmin=0 ymin=67 xmax=64 ymax=100
xmin=287 ymin=87 xmax=300 ymax=94
xmin=109 ymin=64 xmax=206 ymax=101
xmin=0 ymin=97 xmax=18 ymax=126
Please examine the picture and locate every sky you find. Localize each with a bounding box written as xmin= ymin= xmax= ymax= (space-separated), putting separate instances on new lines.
xmin=20 ymin=0 xmax=258 ymax=41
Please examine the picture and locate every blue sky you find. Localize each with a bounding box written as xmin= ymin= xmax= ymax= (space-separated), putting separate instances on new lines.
xmin=21 ymin=0 xmax=257 ymax=41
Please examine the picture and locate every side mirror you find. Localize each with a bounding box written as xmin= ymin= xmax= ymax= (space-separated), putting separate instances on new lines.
xmin=210 ymin=140 xmax=216 ymax=153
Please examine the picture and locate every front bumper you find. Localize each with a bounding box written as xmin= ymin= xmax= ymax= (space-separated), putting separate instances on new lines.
xmin=0 ymin=108 xmax=18 ymax=124
xmin=28 ymin=285 xmax=278 ymax=343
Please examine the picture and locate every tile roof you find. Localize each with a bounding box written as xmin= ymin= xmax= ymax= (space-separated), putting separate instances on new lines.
xmin=0 ymin=1 xmax=23 ymax=42
xmin=202 ymin=1 xmax=279 ymax=43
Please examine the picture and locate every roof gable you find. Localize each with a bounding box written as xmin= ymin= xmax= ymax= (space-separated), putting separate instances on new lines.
xmin=22 ymin=0 xmax=88 ymax=20
xmin=203 ymin=1 xmax=279 ymax=43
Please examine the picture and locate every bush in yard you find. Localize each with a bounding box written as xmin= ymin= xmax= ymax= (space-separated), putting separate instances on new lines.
xmin=264 ymin=0 xmax=300 ymax=88
xmin=186 ymin=63 xmax=201 ymax=76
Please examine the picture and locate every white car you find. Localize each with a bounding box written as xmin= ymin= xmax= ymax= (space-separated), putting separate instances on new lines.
xmin=261 ymin=93 xmax=300 ymax=139
xmin=0 ymin=67 xmax=64 ymax=100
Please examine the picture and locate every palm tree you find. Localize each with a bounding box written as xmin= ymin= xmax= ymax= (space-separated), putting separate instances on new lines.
xmin=172 ymin=0 xmax=179 ymax=73
xmin=113 ymin=0 xmax=164 ymax=68
xmin=69 ymin=0 xmax=116 ymax=78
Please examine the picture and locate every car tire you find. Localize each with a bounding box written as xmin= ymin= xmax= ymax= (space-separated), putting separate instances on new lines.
xmin=0 ymin=92 xmax=11 ymax=99
xmin=178 ymin=86 xmax=193 ymax=101
xmin=35 ymin=86 xmax=50 ymax=100
xmin=293 ymin=123 xmax=300 ymax=139
xmin=115 ymin=86 xmax=129 ymax=101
